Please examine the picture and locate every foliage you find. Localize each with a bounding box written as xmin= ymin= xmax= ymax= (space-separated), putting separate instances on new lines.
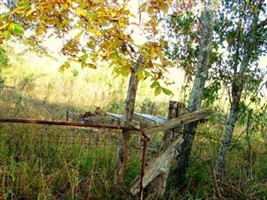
xmin=163 ymin=0 xmax=267 ymax=189
xmin=164 ymin=1 xmax=224 ymax=105
xmin=213 ymin=0 xmax=267 ymax=97
xmin=0 ymin=0 xmax=189 ymax=95
xmin=164 ymin=9 xmax=200 ymax=80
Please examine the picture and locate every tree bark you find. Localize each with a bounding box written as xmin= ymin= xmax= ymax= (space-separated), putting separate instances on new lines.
xmin=115 ymin=56 xmax=144 ymax=185
xmin=214 ymin=86 xmax=242 ymax=176
xmin=175 ymin=0 xmax=219 ymax=186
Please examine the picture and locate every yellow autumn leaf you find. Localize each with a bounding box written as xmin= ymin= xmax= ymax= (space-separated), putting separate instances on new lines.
xmin=76 ymin=8 xmax=87 ymax=18
xmin=3 ymin=30 xmax=11 ymax=39
xmin=160 ymin=3 xmax=169 ymax=13
xmin=139 ymin=2 xmax=148 ymax=12
xmin=88 ymin=29 xmax=102 ymax=36
xmin=25 ymin=8 xmax=34 ymax=17
xmin=150 ymin=48 xmax=157 ymax=59
xmin=58 ymin=61 xmax=71 ymax=72
xmin=148 ymin=7 xmax=154 ymax=15
xmin=83 ymin=63 xmax=97 ymax=69
xmin=67 ymin=0 xmax=72 ymax=6
xmin=0 ymin=23 xmax=9 ymax=30
xmin=151 ymin=17 xmax=158 ymax=27
xmin=9 ymin=23 xmax=15 ymax=31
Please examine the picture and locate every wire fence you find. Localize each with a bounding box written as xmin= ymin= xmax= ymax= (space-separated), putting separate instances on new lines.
xmin=0 ymin=120 xmax=157 ymax=199
xmin=0 ymin=121 xmax=148 ymax=159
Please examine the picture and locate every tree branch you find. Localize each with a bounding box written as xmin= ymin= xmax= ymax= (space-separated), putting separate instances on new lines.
xmin=257 ymin=18 xmax=267 ymax=29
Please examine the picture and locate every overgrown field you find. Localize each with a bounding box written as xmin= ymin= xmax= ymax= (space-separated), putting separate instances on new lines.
xmin=0 ymin=44 xmax=266 ymax=199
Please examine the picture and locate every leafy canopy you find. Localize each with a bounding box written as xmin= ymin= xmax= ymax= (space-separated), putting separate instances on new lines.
xmin=0 ymin=0 xmax=191 ymax=95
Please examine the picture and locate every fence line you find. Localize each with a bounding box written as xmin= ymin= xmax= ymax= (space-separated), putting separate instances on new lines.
xmin=0 ymin=117 xmax=150 ymax=199
xmin=0 ymin=118 xmax=137 ymax=131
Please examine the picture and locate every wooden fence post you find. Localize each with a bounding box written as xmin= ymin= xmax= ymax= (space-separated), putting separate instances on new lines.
xmin=114 ymin=56 xmax=144 ymax=185
xmin=130 ymin=108 xmax=213 ymax=195
xmin=146 ymin=101 xmax=186 ymax=199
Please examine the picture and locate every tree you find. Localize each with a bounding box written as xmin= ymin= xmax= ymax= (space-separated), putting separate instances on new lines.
xmin=0 ymin=0 xmax=177 ymax=185
xmin=0 ymin=0 xmax=173 ymax=88
xmin=164 ymin=0 xmax=267 ymax=187
xmin=215 ymin=0 xmax=267 ymax=177
xmin=172 ymin=0 xmax=220 ymax=185
xmin=114 ymin=55 xmax=143 ymax=185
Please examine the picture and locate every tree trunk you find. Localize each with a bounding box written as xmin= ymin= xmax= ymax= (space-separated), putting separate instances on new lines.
xmin=174 ymin=0 xmax=219 ymax=186
xmin=215 ymin=86 xmax=242 ymax=176
xmin=215 ymin=4 xmax=263 ymax=177
xmin=115 ymin=56 xmax=143 ymax=185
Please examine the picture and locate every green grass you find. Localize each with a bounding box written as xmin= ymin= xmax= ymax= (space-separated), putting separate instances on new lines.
xmin=0 ymin=123 xmax=140 ymax=199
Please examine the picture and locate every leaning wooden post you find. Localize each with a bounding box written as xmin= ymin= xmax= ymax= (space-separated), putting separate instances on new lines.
xmin=115 ymin=56 xmax=144 ymax=185
xmin=130 ymin=109 xmax=213 ymax=196
xmin=147 ymin=101 xmax=186 ymax=199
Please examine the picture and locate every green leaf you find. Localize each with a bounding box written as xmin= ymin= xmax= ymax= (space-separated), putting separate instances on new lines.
xmin=136 ymin=71 xmax=144 ymax=80
xmin=117 ymin=56 xmax=127 ymax=66
xmin=17 ymin=2 xmax=30 ymax=7
xmin=74 ymin=31 xmax=84 ymax=40
xmin=151 ymin=81 xmax=159 ymax=88
xmin=162 ymin=87 xmax=173 ymax=95
xmin=10 ymin=23 xmax=24 ymax=36
xmin=154 ymin=87 xmax=161 ymax=96
xmin=82 ymin=63 xmax=97 ymax=69
xmin=58 ymin=61 xmax=71 ymax=72
xmin=144 ymin=70 xmax=151 ymax=78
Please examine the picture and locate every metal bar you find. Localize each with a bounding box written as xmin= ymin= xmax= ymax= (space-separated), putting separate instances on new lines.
xmin=0 ymin=118 xmax=136 ymax=131
xmin=139 ymin=135 xmax=149 ymax=200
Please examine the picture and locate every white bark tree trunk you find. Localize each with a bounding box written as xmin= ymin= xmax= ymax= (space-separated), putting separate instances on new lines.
xmin=175 ymin=0 xmax=220 ymax=185
xmin=215 ymin=3 xmax=265 ymax=177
